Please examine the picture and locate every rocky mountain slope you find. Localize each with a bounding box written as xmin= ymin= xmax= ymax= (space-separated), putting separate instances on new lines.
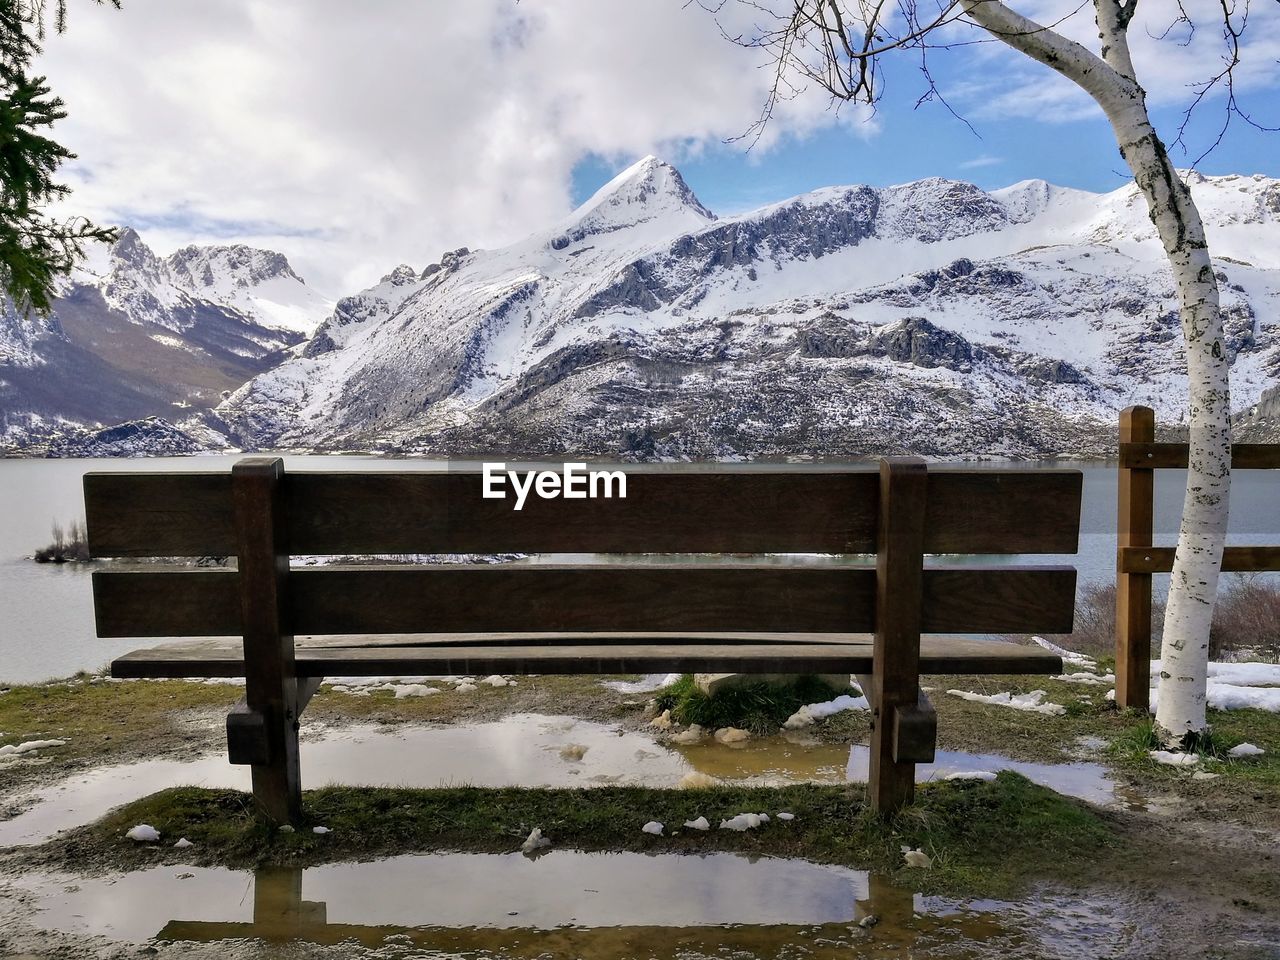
xmin=0 ymin=230 xmax=332 ymax=448
xmin=208 ymin=157 xmax=1280 ymax=458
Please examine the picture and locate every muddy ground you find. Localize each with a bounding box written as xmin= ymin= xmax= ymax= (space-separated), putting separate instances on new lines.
xmin=0 ymin=671 xmax=1278 ymax=959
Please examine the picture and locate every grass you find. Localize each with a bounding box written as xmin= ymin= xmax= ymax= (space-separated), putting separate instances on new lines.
xmin=652 ymin=674 xmax=850 ymax=735
xmin=1107 ymin=707 xmax=1280 ymax=801
xmin=0 ymin=672 xmax=642 ymax=776
xmin=0 ymin=676 xmax=236 ymax=769
xmin=49 ymin=773 xmax=1110 ymax=897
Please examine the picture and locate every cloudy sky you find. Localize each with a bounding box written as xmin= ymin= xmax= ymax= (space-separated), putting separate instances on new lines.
xmin=37 ymin=0 xmax=1280 ymax=296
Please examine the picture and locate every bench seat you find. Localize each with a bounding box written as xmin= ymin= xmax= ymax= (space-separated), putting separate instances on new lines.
xmin=111 ymin=633 xmax=1063 ymax=679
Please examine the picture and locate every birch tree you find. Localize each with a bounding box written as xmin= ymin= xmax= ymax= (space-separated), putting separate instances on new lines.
xmin=705 ymin=0 xmax=1269 ymax=745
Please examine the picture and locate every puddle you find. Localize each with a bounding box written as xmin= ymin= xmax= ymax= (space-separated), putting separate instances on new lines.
xmin=10 ymin=852 xmax=1130 ymax=958
xmin=673 ymin=737 xmax=1124 ymax=806
xmin=1 ymin=714 xmax=1140 ymax=847
xmin=0 ymin=715 xmax=688 ymax=846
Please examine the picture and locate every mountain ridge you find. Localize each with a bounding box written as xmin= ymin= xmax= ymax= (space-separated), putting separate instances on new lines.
xmin=7 ymin=160 xmax=1280 ymax=457
xmin=209 ymin=161 xmax=1280 ymax=458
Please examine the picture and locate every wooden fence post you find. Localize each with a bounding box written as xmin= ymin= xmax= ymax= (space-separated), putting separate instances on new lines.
xmin=1115 ymin=406 xmax=1155 ymax=712
xmin=868 ymin=457 xmax=928 ymax=813
xmin=232 ymin=457 xmax=301 ymax=824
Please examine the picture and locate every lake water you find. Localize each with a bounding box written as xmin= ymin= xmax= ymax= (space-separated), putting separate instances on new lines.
xmin=1 ymin=455 xmax=1277 ymax=684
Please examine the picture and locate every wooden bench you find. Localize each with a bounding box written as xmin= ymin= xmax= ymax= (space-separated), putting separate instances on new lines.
xmin=84 ymin=457 xmax=1082 ymax=823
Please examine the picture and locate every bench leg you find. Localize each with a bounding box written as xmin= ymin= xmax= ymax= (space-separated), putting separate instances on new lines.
xmin=868 ymin=458 xmax=928 ymax=815
xmin=227 ymin=681 xmax=314 ymax=825
xmin=869 ymin=696 xmax=916 ymax=811
xmin=251 ymin=692 xmax=302 ymax=825
xmin=233 ymin=457 xmax=302 ymax=825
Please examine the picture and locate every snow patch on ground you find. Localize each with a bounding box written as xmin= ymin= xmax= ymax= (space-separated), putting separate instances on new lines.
xmin=1149 ymin=750 xmax=1200 ymax=767
xmin=1152 ymin=660 xmax=1280 ymax=687
xmin=782 ymin=694 xmax=870 ymax=729
xmin=719 ymin=813 xmax=767 ymax=832
xmin=944 ymin=771 xmax=998 ymax=782
xmin=1228 ymin=742 xmax=1266 ymax=757
xmin=1143 ymin=680 xmax=1280 ymax=713
xmin=1033 ymin=637 xmax=1098 ymax=671
xmin=946 ymin=689 xmax=1066 ymax=716
xmin=0 ymin=739 xmax=66 ymax=757
xmin=602 ymin=673 xmax=681 ymax=693
xmin=392 ymin=684 xmax=440 ymax=698
xmin=126 ymin=824 xmax=160 ymax=842
xmin=1054 ymin=672 xmax=1116 ymax=686
xmin=520 ymin=828 xmax=550 ymax=854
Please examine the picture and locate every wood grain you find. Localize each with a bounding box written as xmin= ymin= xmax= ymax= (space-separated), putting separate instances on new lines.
xmin=1119 ymin=442 xmax=1280 ymax=470
xmin=93 ymin=563 xmax=1076 ymax=638
xmin=84 ymin=466 xmax=1082 ymax=558
xmin=1115 ymin=406 xmax=1155 ymax=713
xmin=232 ymin=458 xmax=300 ymax=824
xmin=1118 ymin=545 xmax=1280 ymax=574
xmin=870 ymin=457 xmax=928 ymax=812
xmin=111 ymin=634 xmax=1063 ymax=679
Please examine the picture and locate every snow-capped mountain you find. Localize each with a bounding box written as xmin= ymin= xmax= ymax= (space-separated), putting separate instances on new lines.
xmin=73 ymin=228 xmax=332 ymax=336
xmin=1 ymin=229 xmax=332 ymax=447
xmin=212 ymin=156 xmax=1280 ymax=458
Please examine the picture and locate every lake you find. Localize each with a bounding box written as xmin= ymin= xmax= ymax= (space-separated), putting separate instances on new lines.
xmin=1 ymin=455 xmax=1276 ymax=684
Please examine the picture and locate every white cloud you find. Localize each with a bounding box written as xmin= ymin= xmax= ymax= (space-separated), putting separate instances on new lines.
xmin=35 ymin=0 xmax=1279 ymax=299
xmin=958 ymin=154 xmax=1004 ymax=170
xmin=949 ymin=0 xmax=1280 ymax=125
xmin=36 ymin=0 xmax=856 ymax=295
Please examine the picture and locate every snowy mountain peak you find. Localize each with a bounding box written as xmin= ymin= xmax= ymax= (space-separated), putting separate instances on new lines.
xmin=550 ymin=155 xmax=715 ymax=250
xmin=211 ymin=165 xmax=1280 ymax=458
xmin=166 ymin=243 xmax=305 ymax=291
xmin=109 ymin=227 xmax=161 ymax=270
xmin=58 ymin=229 xmax=333 ymax=336
xmin=380 ymin=263 xmax=420 ymax=286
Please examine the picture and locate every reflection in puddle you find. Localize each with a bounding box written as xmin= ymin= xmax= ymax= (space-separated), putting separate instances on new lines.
xmin=0 ymin=714 xmax=1137 ymax=847
xmin=14 ymin=852 xmax=1128 ymax=958
xmin=0 ymin=715 xmax=688 ymax=846
xmin=672 ymin=737 xmax=1124 ymax=806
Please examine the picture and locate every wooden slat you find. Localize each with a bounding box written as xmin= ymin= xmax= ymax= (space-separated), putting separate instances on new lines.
xmin=92 ymin=563 xmax=1076 ymax=638
xmin=92 ymin=567 xmax=239 ymax=639
xmin=1119 ymin=442 xmax=1280 ymax=470
xmin=921 ymin=567 xmax=1077 ymax=633
xmin=84 ymin=467 xmax=1082 ymax=558
xmin=85 ymin=470 xmax=877 ymax=557
xmin=1118 ymin=545 xmax=1280 ymax=574
xmin=85 ymin=472 xmax=234 ymax=558
xmin=925 ymin=470 xmax=1081 ymax=554
xmin=111 ymin=634 xmax=1064 ymax=679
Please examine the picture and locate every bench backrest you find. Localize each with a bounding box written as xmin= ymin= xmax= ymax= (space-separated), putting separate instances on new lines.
xmin=85 ymin=461 xmax=1082 ymax=639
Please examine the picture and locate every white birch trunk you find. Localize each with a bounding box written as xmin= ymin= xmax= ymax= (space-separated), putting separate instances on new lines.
xmin=963 ymin=1 xmax=1232 ymax=740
